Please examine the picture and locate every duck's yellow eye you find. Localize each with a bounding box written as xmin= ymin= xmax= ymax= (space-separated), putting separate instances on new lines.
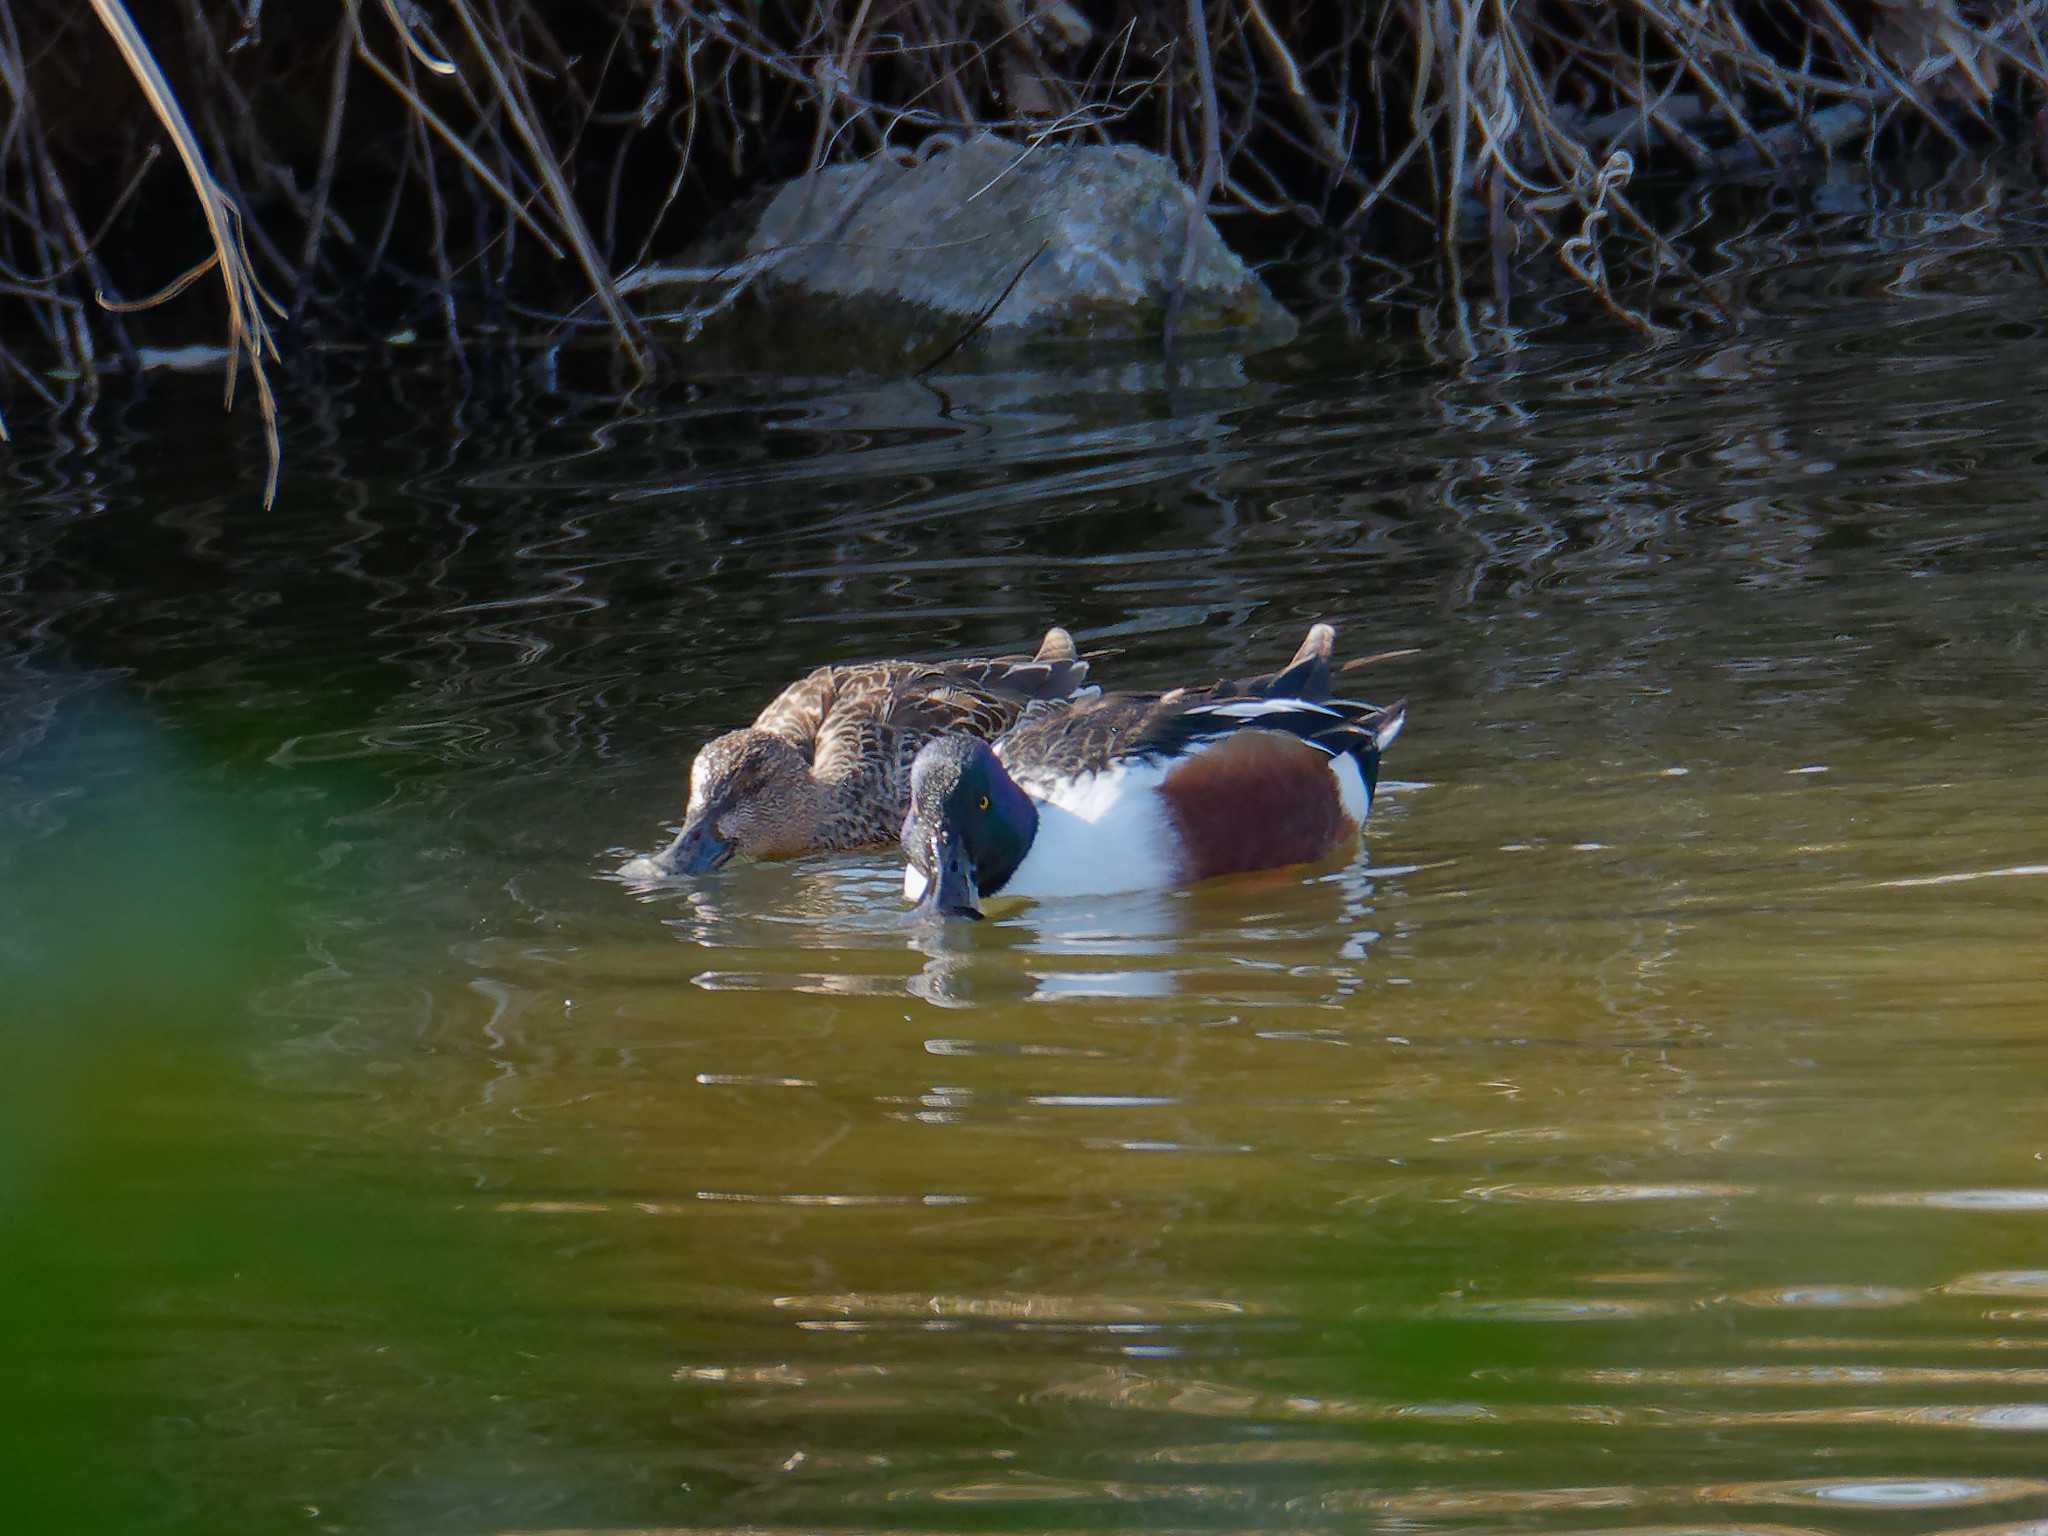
xmin=977 ymin=794 xmax=990 ymax=812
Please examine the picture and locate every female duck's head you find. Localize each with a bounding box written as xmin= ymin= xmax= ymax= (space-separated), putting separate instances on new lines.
xmin=901 ymin=736 xmax=1038 ymax=920
xmin=653 ymin=729 xmax=816 ymax=875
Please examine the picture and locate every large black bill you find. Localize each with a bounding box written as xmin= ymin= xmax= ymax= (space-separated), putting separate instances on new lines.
xmin=913 ymin=826 xmax=982 ymax=921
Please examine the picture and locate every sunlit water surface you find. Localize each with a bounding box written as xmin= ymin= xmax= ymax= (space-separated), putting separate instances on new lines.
xmin=5 ymin=198 xmax=2048 ymax=1535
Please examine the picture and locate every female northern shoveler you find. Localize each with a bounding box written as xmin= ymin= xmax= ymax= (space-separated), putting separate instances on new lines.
xmin=649 ymin=628 xmax=1092 ymax=875
xmin=899 ymin=625 xmax=1405 ymax=918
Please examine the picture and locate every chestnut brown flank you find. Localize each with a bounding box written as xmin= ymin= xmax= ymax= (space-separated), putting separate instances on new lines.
xmin=1157 ymin=731 xmax=1351 ymax=883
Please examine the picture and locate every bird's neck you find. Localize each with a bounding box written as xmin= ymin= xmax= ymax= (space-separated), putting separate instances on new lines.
xmin=809 ymin=762 xmax=896 ymax=849
xmin=980 ymin=773 xmax=1039 ymax=896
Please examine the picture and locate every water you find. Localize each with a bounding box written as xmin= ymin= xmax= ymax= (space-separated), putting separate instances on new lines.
xmin=5 ymin=194 xmax=2048 ymax=1534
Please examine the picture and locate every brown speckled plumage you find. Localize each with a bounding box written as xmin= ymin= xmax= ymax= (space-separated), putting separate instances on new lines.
xmin=996 ymin=622 xmax=1341 ymax=793
xmin=655 ymin=629 xmax=1091 ymax=871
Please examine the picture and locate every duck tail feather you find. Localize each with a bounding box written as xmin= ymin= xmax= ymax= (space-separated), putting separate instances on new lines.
xmin=1033 ymin=626 xmax=1079 ymax=664
xmin=1259 ymin=623 xmax=1336 ymax=701
xmin=1306 ymin=699 xmax=1407 ymax=761
xmin=1288 ymin=622 xmax=1336 ymax=670
xmin=1372 ymin=700 xmax=1407 ymax=754
xmin=1003 ymin=656 xmax=1092 ymax=702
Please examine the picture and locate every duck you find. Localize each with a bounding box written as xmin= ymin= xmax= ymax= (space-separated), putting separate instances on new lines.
xmin=648 ymin=628 xmax=1093 ymax=876
xmin=899 ymin=624 xmax=1405 ymax=918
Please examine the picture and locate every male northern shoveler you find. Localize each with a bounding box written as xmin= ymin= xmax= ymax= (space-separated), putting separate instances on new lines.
xmin=649 ymin=628 xmax=1092 ymax=875
xmin=899 ymin=625 xmax=1405 ymax=918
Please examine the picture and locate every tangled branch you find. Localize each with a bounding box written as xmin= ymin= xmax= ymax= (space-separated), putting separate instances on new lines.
xmin=0 ymin=0 xmax=2039 ymax=493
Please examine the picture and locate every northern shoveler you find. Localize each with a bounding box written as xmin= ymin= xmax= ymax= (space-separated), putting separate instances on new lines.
xmin=899 ymin=625 xmax=1405 ymax=918
xmin=648 ymin=628 xmax=1092 ymax=875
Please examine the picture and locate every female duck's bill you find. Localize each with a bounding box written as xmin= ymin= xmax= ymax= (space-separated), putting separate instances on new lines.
xmin=900 ymin=691 xmax=1407 ymax=922
xmin=649 ymin=729 xmax=805 ymax=876
xmin=656 ymin=823 xmax=732 ymax=876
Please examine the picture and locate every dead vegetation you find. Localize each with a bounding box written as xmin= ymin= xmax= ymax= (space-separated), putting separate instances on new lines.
xmin=3 ymin=1 xmax=2044 ymax=496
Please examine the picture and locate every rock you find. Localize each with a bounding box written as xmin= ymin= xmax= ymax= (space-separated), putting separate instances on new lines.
xmin=660 ymin=134 xmax=1295 ymax=369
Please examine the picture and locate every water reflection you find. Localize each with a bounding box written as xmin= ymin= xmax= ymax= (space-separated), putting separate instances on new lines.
xmin=8 ymin=188 xmax=2048 ymax=1533
xmin=609 ymin=827 xmax=1405 ymax=1010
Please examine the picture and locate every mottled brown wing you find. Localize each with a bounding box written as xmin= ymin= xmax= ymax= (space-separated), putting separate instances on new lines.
xmin=802 ymin=668 xmax=1068 ymax=844
xmin=993 ymin=691 xmax=1175 ymax=787
xmin=807 ymin=705 xmax=914 ymax=846
xmin=751 ymin=634 xmax=1088 ymax=756
xmin=918 ymin=650 xmax=1091 ymax=709
xmin=897 ymin=680 xmax=1024 ymax=739
xmin=751 ymin=662 xmax=927 ymax=752
xmin=827 ymin=651 xmax=1085 ymax=768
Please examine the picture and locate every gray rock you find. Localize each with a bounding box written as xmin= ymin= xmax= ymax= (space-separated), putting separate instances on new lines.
xmin=661 ymin=135 xmax=1294 ymax=368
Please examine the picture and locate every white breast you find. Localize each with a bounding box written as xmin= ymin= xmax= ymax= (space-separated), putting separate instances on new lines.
xmin=1001 ymin=760 xmax=1182 ymax=899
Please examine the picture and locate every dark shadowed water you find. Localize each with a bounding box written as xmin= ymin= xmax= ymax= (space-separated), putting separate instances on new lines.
xmin=5 ymin=185 xmax=2048 ymax=1536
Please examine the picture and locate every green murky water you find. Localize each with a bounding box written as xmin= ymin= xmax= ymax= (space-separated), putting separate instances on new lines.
xmin=5 ymin=198 xmax=2048 ymax=1535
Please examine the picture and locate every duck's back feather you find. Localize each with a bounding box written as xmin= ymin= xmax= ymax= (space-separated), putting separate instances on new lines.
xmin=746 ymin=632 xmax=1093 ymax=849
xmin=997 ymin=690 xmax=1396 ymax=784
xmin=993 ymin=688 xmax=1403 ymax=892
xmin=755 ymin=628 xmax=1089 ymax=752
